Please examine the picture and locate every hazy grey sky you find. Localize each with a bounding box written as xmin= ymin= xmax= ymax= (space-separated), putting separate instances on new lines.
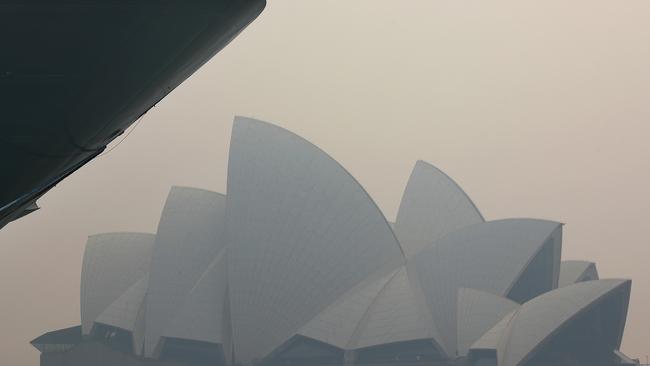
xmin=2 ymin=1 xmax=650 ymax=364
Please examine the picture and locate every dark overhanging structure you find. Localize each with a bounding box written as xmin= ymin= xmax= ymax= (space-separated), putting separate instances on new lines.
xmin=32 ymin=117 xmax=638 ymax=366
xmin=0 ymin=0 xmax=266 ymax=230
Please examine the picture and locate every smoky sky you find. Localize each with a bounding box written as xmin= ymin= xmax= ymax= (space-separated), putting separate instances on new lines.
xmin=2 ymin=1 xmax=650 ymax=364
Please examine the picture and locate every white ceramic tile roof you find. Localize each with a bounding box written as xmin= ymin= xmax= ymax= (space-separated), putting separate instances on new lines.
xmin=500 ymin=279 xmax=631 ymax=366
xmin=299 ymin=265 xmax=443 ymax=352
xmin=469 ymin=310 xmax=518 ymax=355
xmin=456 ymin=288 xmax=519 ymax=356
xmin=144 ymin=187 xmax=227 ymax=357
xmin=408 ymin=219 xmax=562 ymax=357
xmin=163 ymin=249 xmax=229 ymax=344
xmin=95 ymin=274 xmax=149 ymax=354
xmin=95 ymin=274 xmax=148 ymax=332
xmin=70 ymin=118 xmax=633 ymax=366
xmin=80 ymin=232 xmax=155 ymax=335
xmin=226 ymin=117 xmax=404 ymax=363
xmin=298 ymin=269 xmax=397 ymax=349
xmin=351 ymin=266 xmax=435 ymax=349
xmin=394 ymin=160 xmax=484 ymax=258
xmin=558 ymin=260 xmax=599 ymax=288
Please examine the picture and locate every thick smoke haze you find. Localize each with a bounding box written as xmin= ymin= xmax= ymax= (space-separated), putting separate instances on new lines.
xmin=1 ymin=1 xmax=649 ymax=364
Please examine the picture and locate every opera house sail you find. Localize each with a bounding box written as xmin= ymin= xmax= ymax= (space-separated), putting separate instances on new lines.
xmin=0 ymin=0 xmax=266 ymax=230
xmin=32 ymin=117 xmax=636 ymax=366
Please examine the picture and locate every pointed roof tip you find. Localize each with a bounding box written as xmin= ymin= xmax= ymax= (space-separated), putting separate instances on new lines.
xmin=414 ymin=159 xmax=443 ymax=171
xmin=233 ymin=115 xmax=255 ymax=123
xmin=413 ymin=160 xmax=457 ymax=182
xmin=410 ymin=159 xmax=485 ymax=221
xmin=232 ymin=116 xmax=312 ymax=147
xmin=229 ymin=115 xmax=403 ymax=257
xmin=410 ymin=162 xmax=568 ymax=229
xmin=233 ymin=115 xmax=277 ymax=128
xmin=395 ymin=159 xmax=485 ymax=258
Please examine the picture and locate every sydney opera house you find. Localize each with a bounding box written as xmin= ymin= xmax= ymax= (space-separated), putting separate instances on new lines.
xmin=32 ymin=117 xmax=635 ymax=366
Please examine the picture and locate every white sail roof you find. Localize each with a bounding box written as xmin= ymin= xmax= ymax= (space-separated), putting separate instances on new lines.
xmin=408 ymin=219 xmax=562 ymax=356
xmin=95 ymin=275 xmax=149 ymax=354
xmin=144 ymin=187 xmax=227 ymax=357
xmin=351 ymin=266 xmax=435 ymax=349
xmin=163 ymin=249 xmax=229 ymax=345
xmin=298 ymin=269 xmax=398 ymax=349
xmin=394 ymin=160 xmax=484 ymax=258
xmin=80 ymin=232 xmax=155 ymax=335
xmin=299 ymin=265 xmax=439 ymax=351
xmin=470 ymin=310 xmax=518 ymax=356
xmin=226 ymin=117 xmax=404 ymax=363
xmin=558 ymin=260 xmax=599 ymax=287
xmin=95 ymin=275 xmax=148 ymax=331
xmin=500 ymin=279 xmax=631 ymax=366
xmin=456 ymin=288 xmax=519 ymax=356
